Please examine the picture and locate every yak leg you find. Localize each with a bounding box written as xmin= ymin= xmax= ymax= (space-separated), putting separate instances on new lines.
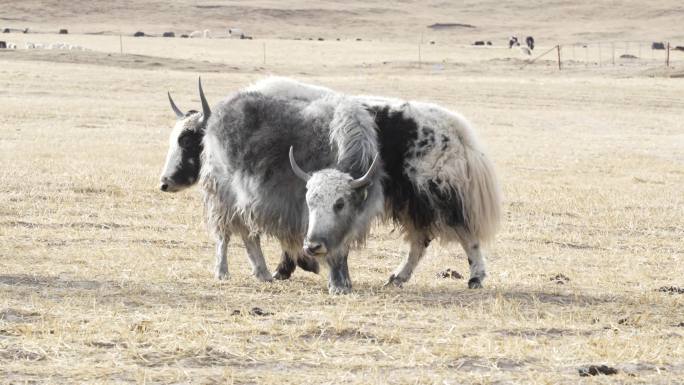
xmin=240 ymin=232 xmax=272 ymax=282
xmin=297 ymin=253 xmax=320 ymax=274
xmin=215 ymin=233 xmax=230 ymax=280
xmin=273 ymin=251 xmax=321 ymax=280
xmin=327 ymin=250 xmax=352 ymax=295
xmin=459 ymin=235 xmax=486 ymax=289
xmin=273 ymin=251 xmax=296 ymax=280
xmin=385 ymin=233 xmax=430 ymax=288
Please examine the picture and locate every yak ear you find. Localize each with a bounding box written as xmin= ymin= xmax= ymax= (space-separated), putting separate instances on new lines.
xmin=361 ymin=187 xmax=368 ymax=201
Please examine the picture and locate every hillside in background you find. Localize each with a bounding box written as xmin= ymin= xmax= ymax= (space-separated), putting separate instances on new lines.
xmin=2 ymin=0 xmax=684 ymax=44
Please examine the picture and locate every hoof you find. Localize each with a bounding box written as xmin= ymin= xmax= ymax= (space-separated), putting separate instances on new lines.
xmin=272 ymin=270 xmax=292 ymax=281
xmin=383 ymin=274 xmax=407 ymax=288
xmin=468 ymin=277 xmax=483 ymax=289
xmin=254 ymin=269 xmax=273 ymax=282
xmin=215 ymin=270 xmax=230 ymax=281
xmin=329 ymin=285 xmax=352 ymax=295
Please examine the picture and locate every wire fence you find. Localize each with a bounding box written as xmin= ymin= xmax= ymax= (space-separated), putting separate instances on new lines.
xmin=528 ymin=41 xmax=684 ymax=70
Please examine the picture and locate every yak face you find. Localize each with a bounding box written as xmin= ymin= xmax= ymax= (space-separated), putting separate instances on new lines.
xmin=159 ymin=111 xmax=204 ymax=192
xmin=303 ymin=170 xmax=370 ymax=256
xmin=160 ymin=82 xmax=212 ymax=193
xmin=289 ymin=147 xmax=379 ymax=257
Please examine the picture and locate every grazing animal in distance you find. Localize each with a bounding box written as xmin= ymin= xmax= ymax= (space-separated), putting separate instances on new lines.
xmin=526 ymin=36 xmax=535 ymax=50
xmin=290 ymin=96 xmax=501 ymax=290
xmin=509 ymin=36 xmax=520 ymax=48
xmin=228 ymin=28 xmax=244 ymax=39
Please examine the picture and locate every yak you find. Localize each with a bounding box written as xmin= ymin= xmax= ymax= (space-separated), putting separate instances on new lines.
xmin=159 ymin=78 xmax=501 ymax=293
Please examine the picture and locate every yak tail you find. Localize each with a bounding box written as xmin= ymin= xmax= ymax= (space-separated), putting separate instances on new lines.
xmin=462 ymin=145 xmax=501 ymax=243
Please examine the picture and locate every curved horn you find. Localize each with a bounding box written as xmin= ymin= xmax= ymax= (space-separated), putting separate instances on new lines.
xmin=198 ymin=77 xmax=211 ymax=120
xmin=289 ymin=147 xmax=311 ymax=182
xmin=168 ymin=92 xmax=184 ymax=119
xmin=349 ymin=154 xmax=380 ymax=189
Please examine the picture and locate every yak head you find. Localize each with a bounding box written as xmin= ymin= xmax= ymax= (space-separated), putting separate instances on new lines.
xmin=289 ymin=147 xmax=381 ymax=258
xmin=159 ymin=79 xmax=211 ymax=192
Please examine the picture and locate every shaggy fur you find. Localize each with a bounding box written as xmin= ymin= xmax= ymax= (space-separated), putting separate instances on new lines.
xmin=160 ymin=76 xmax=500 ymax=291
xmin=200 ymin=90 xmax=379 ymax=292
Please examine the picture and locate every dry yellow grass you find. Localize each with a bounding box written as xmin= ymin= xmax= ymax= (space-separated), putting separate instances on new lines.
xmin=1 ymin=3 xmax=684 ymax=383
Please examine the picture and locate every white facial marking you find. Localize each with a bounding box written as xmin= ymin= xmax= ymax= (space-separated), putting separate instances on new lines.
xmin=160 ymin=113 xmax=201 ymax=191
xmin=304 ymin=169 xmax=353 ymax=239
xmin=160 ymin=120 xmax=185 ymax=181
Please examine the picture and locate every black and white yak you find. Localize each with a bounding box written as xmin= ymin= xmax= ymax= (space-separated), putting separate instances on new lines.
xmin=159 ymin=77 xmax=501 ymax=293
xmin=288 ymin=96 xmax=501 ymax=290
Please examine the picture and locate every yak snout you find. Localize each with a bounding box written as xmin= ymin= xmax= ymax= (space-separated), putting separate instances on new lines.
xmin=303 ymin=239 xmax=328 ymax=257
xmin=159 ymin=177 xmax=172 ymax=192
xmin=159 ymin=176 xmax=184 ymax=193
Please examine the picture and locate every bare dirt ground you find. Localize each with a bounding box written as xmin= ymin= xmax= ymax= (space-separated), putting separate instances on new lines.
xmin=1 ymin=1 xmax=684 ymax=384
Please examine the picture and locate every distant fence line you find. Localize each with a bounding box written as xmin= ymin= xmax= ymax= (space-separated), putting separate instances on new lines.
xmin=4 ymin=27 xmax=684 ymax=71
xmin=526 ymin=41 xmax=683 ymax=70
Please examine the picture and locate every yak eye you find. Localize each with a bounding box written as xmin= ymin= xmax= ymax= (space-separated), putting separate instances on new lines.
xmin=178 ymin=135 xmax=192 ymax=147
xmin=333 ymin=199 xmax=345 ymax=212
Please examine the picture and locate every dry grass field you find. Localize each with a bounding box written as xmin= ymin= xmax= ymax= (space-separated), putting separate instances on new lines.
xmin=1 ymin=1 xmax=684 ymax=384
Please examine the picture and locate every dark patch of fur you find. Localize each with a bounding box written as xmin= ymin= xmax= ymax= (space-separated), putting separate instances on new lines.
xmin=171 ymin=126 xmax=203 ymax=186
xmin=297 ymin=253 xmax=320 ymax=274
xmin=369 ymin=105 xmax=465 ymax=231
xmin=327 ymin=253 xmax=351 ymax=292
xmin=274 ymin=252 xmax=296 ymax=280
xmin=369 ymin=105 xmax=432 ymax=229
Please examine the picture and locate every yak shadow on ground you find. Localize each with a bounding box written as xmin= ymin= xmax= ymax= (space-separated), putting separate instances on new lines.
xmin=1 ymin=273 xmax=624 ymax=309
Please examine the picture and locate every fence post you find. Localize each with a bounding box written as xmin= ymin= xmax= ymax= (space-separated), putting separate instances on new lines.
xmin=611 ymin=42 xmax=615 ymax=66
xmin=557 ymin=45 xmax=561 ymax=70
xmin=119 ymin=34 xmax=123 ymax=55
xmin=666 ymin=42 xmax=670 ymax=67
xmin=418 ymin=42 xmax=422 ymax=68
xmin=263 ymin=42 xmax=266 ymax=65
xmin=598 ymin=43 xmax=602 ymax=66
